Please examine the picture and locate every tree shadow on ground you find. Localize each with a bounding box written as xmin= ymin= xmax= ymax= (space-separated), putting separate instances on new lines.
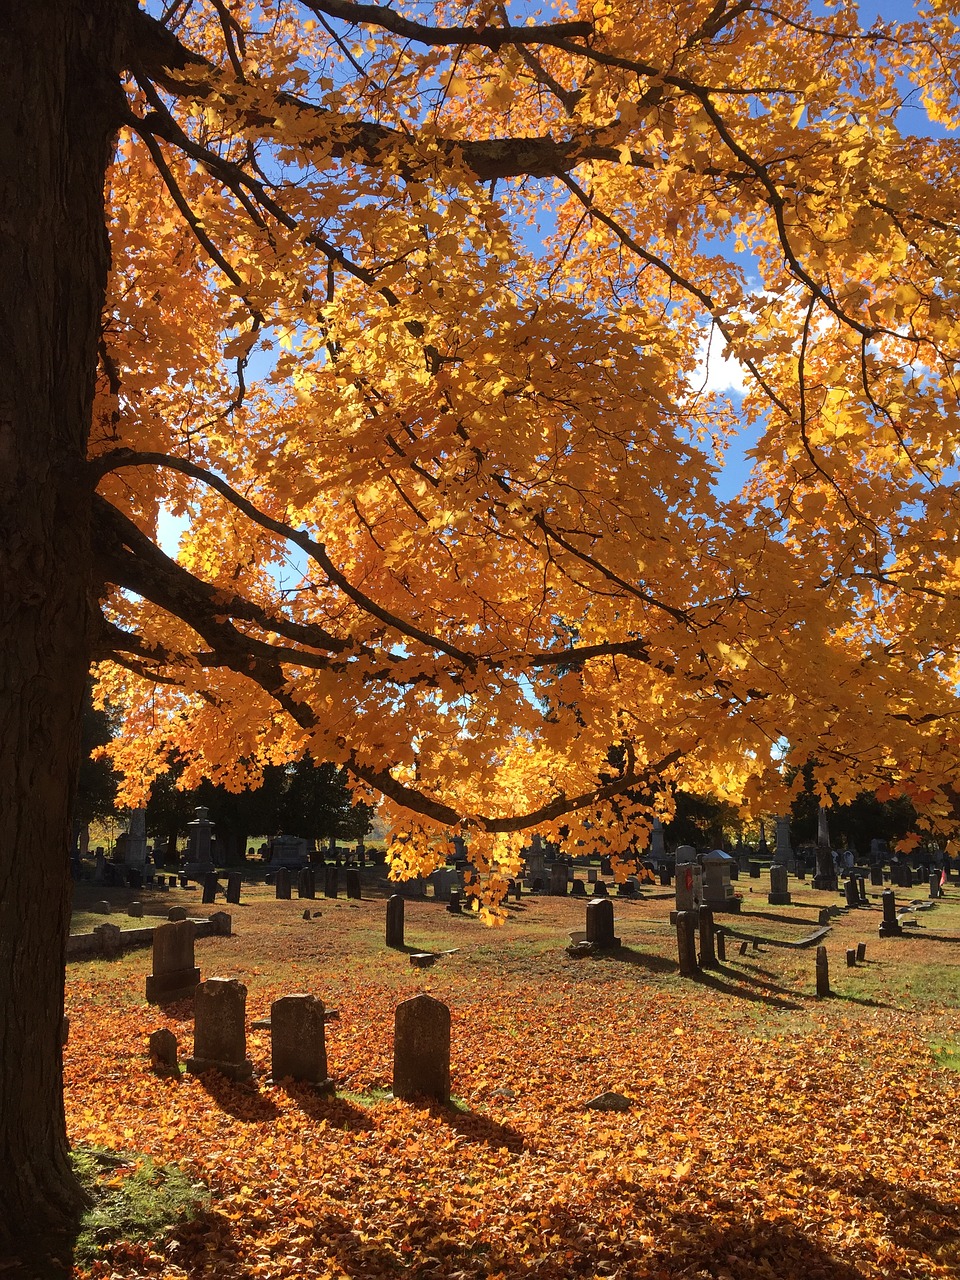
xmin=281 ymin=1085 xmax=375 ymax=1131
xmin=595 ymin=945 xmax=677 ymax=974
xmin=694 ymin=966 xmax=805 ymax=1010
xmin=194 ymin=1068 xmax=279 ymax=1120
xmin=301 ymin=1199 xmax=886 ymax=1279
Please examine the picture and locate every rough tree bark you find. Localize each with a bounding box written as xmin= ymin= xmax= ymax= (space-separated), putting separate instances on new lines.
xmin=0 ymin=0 xmax=124 ymax=1245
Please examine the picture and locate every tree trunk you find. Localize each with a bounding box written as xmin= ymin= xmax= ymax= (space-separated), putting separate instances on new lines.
xmin=0 ymin=0 xmax=124 ymax=1245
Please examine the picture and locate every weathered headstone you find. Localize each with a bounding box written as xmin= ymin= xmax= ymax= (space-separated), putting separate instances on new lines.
xmin=816 ymin=945 xmax=830 ymax=997
xmin=846 ymin=947 xmax=857 ymax=967
xmin=715 ymin=927 xmax=726 ymax=962
xmin=587 ymin=868 xmax=598 ymax=884
xmin=275 ymin=867 xmax=291 ymax=900
xmin=124 ymin=807 xmax=149 ymax=871
xmin=145 ymin=921 xmax=200 ymax=1004
xmin=843 ymin=876 xmax=859 ymax=909
xmin=697 ymin=905 xmax=718 ymax=968
xmin=393 ymin=993 xmax=450 ymax=1103
xmin=856 ymin=941 xmax=866 ymax=962
xmin=149 ymin=1028 xmax=180 ymax=1076
xmin=270 ymin=994 xmax=330 ymax=1087
xmin=768 ymin=864 xmax=791 ymax=906
xmin=702 ymin=849 xmax=739 ymax=913
xmin=386 ymin=894 xmax=404 ymax=948
xmin=226 ymin=872 xmax=242 ymax=904
xmin=324 ymin=866 xmax=339 ymax=899
xmin=345 ymin=868 xmax=362 ymax=900
xmin=298 ymin=868 xmax=316 ymax=900
xmin=94 ymin=923 xmax=122 ymax=958
xmin=96 ymin=900 xmax=111 ymax=915
xmin=167 ymin=905 xmax=188 ymax=922
xmin=202 ymin=873 xmax=218 ymax=904
xmin=675 ymin=910 xmax=699 ymax=977
xmin=773 ymin=816 xmax=793 ymax=867
xmin=585 ymin=898 xmax=620 ymax=949
xmin=879 ymin=888 xmax=902 ymax=937
xmin=127 ymin=901 xmax=144 ymax=919
xmin=870 ymin=864 xmax=885 ymax=887
xmin=550 ymin=863 xmax=568 ymax=896
xmin=187 ymin=978 xmax=254 ymax=1080
xmin=674 ymin=847 xmax=702 ymax=912
xmin=208 ymin=911 xmax=232 ymax=936
xmin=570 ymin=879 xmax=586 ymax=897
xmin=592 ymin=880 xmax=608 ymax=897
xmin=447 ymin=888 xmax=462 ymax=914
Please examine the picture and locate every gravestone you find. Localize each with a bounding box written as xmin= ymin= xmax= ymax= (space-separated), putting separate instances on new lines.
xmin=123 ymin=807 xmax=149 ymax=871
xmin=816 ymin=945 xmax=830 ymax=997
xmin=749 ymin=862 xmax=761 ymax=878
xmin=856 ymin=941 xmax=867 ymax=961
xmin=929 ymin=870 xmax=943 ymax=899
xmin=650 ymin=815 xmax=666 ymax=865
xmin=386 ymin=895 xmax=404 ymax=948
xmin=127 ymin=901 xmax=144 ymax=919
xmin=96 ymin=900 xmax=111 ymax=915
xmin=856 ymin=875 xmax=868 ymax=905
xmin=208 ymin=911 xmax=232 ymax=936
xmin=126 ymin=868 xmax=143 ymax=890
xmin=145 ymin=921 xmax=200 ymax=1004
xmin=570 ymin=879 xmax=586 ymax=897
xmin=269 ymin=834 xmax=309 ymax=869
xmin=843 ymin=876 xmax=860 ymax=909
xmin=879 ymin=888 xmax=903 ymax=937
xmin=447 ymin=889 xmax=462 ymax=914
xmin=345 ymin=868 xmax=362 ymax=899
xmin=585 ymin=898 xmax=620 ymax=949
xmin=768 ymin=864 xmax=791 ymax=906
xmin=270 ymin=994 xmax=330 ymax=1087
xmin=675 ymin=910 xmax=699 ymax=977
xmin=846 ymin=947 xmax=857 ymax=967
xmin=674 ymin=847 xmax=703 ymax=913
xmin=773 ymin=816 xmax=793 ymax=867
xmin=592 ymin=880 xmax=608 ymax=897
xmin=149 ymin=1028 xmax=180 ymax=1076
xmin=702 ymin=849 xmax=739 ymax=912
xmin=550 ymin=863 xmax=568 ymax=896
xmin=698 ymin=905 xmax=718 ymax=968
xmin=715 ymin=926 xmax=726 ymax=962
xmin=226 ymin=872 xmax=242 ymax=904
xmin=393 ymin=993 xmax=450 ymax=1103
xmin=587 ymin=868 xmax=597 ymax=884
xmin=202 ymin=873 xmax=218 ymax=904
xmin=167 ymin=905 xmax=188 ymax=922
xmin=870 ymin=864 xmax=885 ymax=887
xmin=524 ymin=834 xmax=546 ymax=886
xmin=324 ymin=866 xmax=339 ymax=899
xmin=298 ymin=868 xmax=316 ymax=900
xmin=187 ymin=978 xmax=254 ymax=1080
xmin=513 ymin=879 xmax=521 ymax=902
xmin=659 ymin=867 xmax=672 ymax=886
xmin=600 ymin=856 xmax=613 ymax=877
xmin=183 ymin=806 xmax=216 ymax=877
xmin=94 ymin=923 xmax=122 ymax=958
xmin=275 ymin=868 xmax=291 ymax=900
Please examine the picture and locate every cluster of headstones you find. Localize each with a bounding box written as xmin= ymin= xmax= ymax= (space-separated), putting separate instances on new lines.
xmin=150 ymin=988 xmax=452 ymax=1104
xmin=270 ymin=866 xmax=362 ymax=901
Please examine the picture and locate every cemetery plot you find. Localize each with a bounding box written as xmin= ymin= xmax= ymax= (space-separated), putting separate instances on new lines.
xmin=63 ymin=881 xmax=960 ymax=1279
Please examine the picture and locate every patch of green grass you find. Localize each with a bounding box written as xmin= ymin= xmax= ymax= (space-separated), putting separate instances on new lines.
xmin=931 ymin=1039 xmax=960 ymax=1071
xmin=71 ymin=1145 xmax=206 ymax=1263
xmin=338 ymin=1085 xmax=395 ymax=1106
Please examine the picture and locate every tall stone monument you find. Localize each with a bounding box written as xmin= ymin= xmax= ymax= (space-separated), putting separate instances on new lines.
xmin=183 ymin=806 xmax=216 ymax=877
xmin=123 ymin=807 xmax=149 ymax=870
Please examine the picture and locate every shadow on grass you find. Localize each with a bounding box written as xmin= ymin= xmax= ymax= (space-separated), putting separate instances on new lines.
xmin=694 ymin=966 xmax=805 ymax=1010
xmin=596 ymin=945 xmax=677 ymax=974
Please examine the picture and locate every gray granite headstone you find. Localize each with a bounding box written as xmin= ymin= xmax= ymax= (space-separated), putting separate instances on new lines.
xmin=393 ymin=993 xmax=450 ymax=1103
xmin=270 ymin=994 xmax=330 ymax=1087
xmin=585 ymin=898 xmax=620 ymax=949
xmin=187 ymin=978 xmax=253 ymax=1080
xmin=768 ymin=863 xmax=791 ymax=905
xmin=146 ymin=920 xmax=200 ymax=1003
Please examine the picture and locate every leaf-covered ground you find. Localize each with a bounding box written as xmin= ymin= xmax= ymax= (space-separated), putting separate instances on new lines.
xmin=66 ymin=879 xmax=960 ymax=1278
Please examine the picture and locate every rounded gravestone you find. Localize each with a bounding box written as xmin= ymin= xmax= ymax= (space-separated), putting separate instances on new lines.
xmin=393 ymin=993 xmax=450 ymax=1103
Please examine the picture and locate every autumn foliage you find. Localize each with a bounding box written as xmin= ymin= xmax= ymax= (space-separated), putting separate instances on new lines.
xmin=76 ymin=0 xmax=960 ymax=905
